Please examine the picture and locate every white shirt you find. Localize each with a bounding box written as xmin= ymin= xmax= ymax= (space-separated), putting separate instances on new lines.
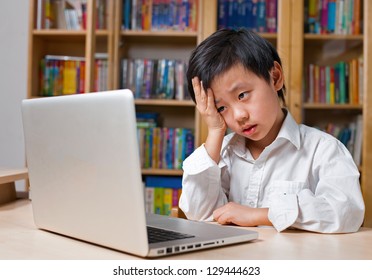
xmin=179 ymin=111 xmax=365 ymax=233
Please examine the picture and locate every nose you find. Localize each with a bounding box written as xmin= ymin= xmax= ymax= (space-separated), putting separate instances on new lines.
xmin=233 ymin=105 xmax=249 ymax=123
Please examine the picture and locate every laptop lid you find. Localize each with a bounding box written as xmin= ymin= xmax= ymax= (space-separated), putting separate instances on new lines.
xmin=22 ymin=90 xmax=149 ymax=257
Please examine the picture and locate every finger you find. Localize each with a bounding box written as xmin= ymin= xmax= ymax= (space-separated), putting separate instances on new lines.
xmin=214 ymin=211 xmax=232 ymax=225
xmin=205 ymin=87 xmax=216 ymax=112
xmin=192 ymin=77 xmax=203 ymax=103
xmin=213 ymin=205 xmax=225 ymax=222
xmin=193 ymin=78 xmax=208 ymax=112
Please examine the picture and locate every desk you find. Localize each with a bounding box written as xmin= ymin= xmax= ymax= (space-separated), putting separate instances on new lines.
xmin=1 ymin=199 xmax=372 ymax=260
xmin=0 ymin=168 xmax=28 ymax=205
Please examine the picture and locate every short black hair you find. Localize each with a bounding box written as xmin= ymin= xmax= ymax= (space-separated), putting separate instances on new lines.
xmin=186 ymin=28 xmax=286 ymax=106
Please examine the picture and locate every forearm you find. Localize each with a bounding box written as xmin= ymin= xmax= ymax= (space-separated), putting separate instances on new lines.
xmin=180 ymin=145 xmax=228 ymax=221
xmin=204 ymin=129 xmax=225 ymax=164
xmin=268 ymin=175 xmax=364 ymax=233
xmin=213 ymin=202 xmax=272 ymax=227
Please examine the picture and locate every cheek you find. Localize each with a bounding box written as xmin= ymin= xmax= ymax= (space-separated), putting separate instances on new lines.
xmin=221 ymin=113 xmax=234 ymax=128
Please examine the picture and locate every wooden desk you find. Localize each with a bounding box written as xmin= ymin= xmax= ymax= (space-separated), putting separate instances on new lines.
xmin=0 ymin=168 xmax=28 ymax=205
xmin=1 ymin=199 xmax=372 ymax=260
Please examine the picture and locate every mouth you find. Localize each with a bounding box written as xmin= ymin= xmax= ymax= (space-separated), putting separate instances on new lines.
xmin=242 ymin=124 xmax=257 ymax=136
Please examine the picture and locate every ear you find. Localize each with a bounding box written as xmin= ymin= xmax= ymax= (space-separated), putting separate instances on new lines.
xmin=271 ymin=61 xmax=284 ymax=92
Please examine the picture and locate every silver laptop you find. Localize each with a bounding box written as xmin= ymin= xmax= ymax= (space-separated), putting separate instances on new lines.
xmin=21 ymin=89 xmax=258 ymax=258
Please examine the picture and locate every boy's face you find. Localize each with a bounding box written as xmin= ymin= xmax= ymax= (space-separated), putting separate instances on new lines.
xmin=210 ymin=63 xmax=285 ymax=147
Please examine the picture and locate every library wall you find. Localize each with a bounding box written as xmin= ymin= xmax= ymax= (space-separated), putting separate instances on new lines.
xmin=0 ymin=1 xmax=29 ymax=192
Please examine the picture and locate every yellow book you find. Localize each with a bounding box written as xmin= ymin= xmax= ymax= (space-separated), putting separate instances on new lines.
xmin=63 ymin=61 xmax=77 ymax=94
xmin=154 ymin=187 xmax=164 ymax=215
xmin=330 ymin=67 xmax=335 ymax=104
xmin=163 ymin=188 xmax=173 ymax=216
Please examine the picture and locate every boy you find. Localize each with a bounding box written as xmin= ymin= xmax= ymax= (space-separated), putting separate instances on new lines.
xmin=179 ymin=28 xmax=365 ymax=233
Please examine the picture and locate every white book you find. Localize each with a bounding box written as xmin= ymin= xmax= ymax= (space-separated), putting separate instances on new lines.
xmin=145 ymin=187 xmax=155 ymax=214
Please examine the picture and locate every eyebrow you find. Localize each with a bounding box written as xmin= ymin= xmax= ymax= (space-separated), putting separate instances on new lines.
xmin=214 ymin=82 xmax=248 ymax=105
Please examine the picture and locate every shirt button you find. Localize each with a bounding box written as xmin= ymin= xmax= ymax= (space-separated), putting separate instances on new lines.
xmin=249 ymin=201 xmax=255 ymax=207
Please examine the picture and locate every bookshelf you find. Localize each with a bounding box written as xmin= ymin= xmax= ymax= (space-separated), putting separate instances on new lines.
xmin=27 ymin=0 xmax=115 ymax=98
xmin=111 ymin=0 xmax=204 ymax=177
xmin=289 ymin=0 xmax=371 ymax=227
xmin=28 ymin=0 xmax=371 ymax=224
xmin=27 ymin=1 xmax=210 ymax=215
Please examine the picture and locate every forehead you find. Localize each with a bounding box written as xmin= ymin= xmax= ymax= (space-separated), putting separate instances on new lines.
xmin=211 ymin=64 xmax=260 ymax=92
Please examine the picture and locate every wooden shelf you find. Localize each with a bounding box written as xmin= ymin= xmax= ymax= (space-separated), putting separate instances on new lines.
xmin=304 ymin=34 xmax=364 ymax=40
xmin=135 ymin=99 xmax=194 ymax=107
xmin=303 ymin=103 xmax=363 ymax=110
xmin=141 ymin=169 xmax=183 ymax=176
xmin=121 ymin=30 xmax=198 ymax=37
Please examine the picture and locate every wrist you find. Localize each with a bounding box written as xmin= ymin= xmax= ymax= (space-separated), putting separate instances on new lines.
xmin=208 ymin=127 xmax=226 ymax=138
xmin=255 ymin=208 xmax=271 ymax=226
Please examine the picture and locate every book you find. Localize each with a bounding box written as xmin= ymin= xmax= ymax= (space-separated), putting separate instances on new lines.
xmin=266 ymin=0 xmax=277 ymax=33
xmin=154 ymin=187 xmax=164 ymax=214
xmin=145 ymin=187 xmax=155 ymax=213
xmin=163 ymin=188 xmax=173 ymax=216
xmin=353 ymin=114 xmax=363 ymax=166
xmin=145 ymin=175 xmax=183 ymax=189
xmin=144 ymin=175 xmax=183 ymax=216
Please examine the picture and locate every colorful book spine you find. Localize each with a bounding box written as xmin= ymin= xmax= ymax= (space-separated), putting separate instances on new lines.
xmin=144 ymin=175 xmax=183 ymax=216
xmin=306 ymin=0 xmax=360 ymax=34
xmin=266 ymin=0 xmax=277 ymax=33
xmin=305 ymin=56 xmax=363 ymax=105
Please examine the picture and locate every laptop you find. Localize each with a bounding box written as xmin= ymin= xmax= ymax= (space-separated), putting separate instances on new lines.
xmin=21 ymin=89 xmax=258 ymax=258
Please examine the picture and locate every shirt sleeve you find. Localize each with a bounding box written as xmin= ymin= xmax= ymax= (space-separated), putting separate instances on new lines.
xmin=268 ymin=140 xmax=365 ymax=233
xmin=179 ymin=144 xmax=229 ymax=221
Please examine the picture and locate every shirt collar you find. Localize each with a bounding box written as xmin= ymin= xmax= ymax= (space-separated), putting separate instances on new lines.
xmin=276 ymin=110 xmax=301 ymax=150
xmin=222 ymin=109 xmax=301 ymax=156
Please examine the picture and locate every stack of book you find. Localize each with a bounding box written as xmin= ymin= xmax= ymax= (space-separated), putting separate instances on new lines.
xmin=322 ymin=114 xmax=363 ymax=166
xmin=144 ymin=176 xmax=183 ymax=216
xmin=136 ymin=112 xmax=194 ymax=170
xmin=121 ymin=58 xmax=189 ymax=100
xmin=305 ymin=0 xmax=362 ymax=34
xmin=304 ymin=56 xmax=363 ymax=105
xmin=36 ymin=0 xmax=107 ymax=30
xmin=217 ymin=0 xmax=278 ymax=33
xmin=122 ymin=0 xmax=198 ymax=31
xmin=39 ymin=54 xmax=108 ymax=96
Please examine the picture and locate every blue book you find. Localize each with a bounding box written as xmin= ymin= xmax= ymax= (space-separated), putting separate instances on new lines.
xmin=339 ymin=61 xmax=346 ymax=104
xmin=145 ymin=175 xmax=182 ymax=189
xmin=217 ymin=0 xmax=228 ymax=29
xmin=256 ymin=0 xmax=266 ymax=32
xmin=327 ymin=0 xmax=336 ymax=33
xmin=245 ymin=0 xmax=257 ymax=31
xmin=167 ymin=128 xmax=175 ymax=169
xmin=123 ymin=0 xmax=131 ymax=29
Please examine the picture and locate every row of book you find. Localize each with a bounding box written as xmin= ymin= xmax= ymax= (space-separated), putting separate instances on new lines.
xmin=144 ymin=176 xmax=182 ymax=216
xmin=121 ymin=58 xmax=189 ymax=100
xmin=36 ymin=0 xmax=108 ymax=30
xmin=122 ymin=0 xmax=198 ymax=31
xmin=305 ymin=0 xmax=362 ymax=35
xmin=39 ymin=54 xmax=108 ymax=96
xmin=217 ymin=0 xmax=278 ymax=33
xmin=137 ymin=126 xmax=194 ymax=170
xmin=304 ymin=57 xmax=363 ymax=105
xmin=322 ymin=115 xmax=363 ymax=166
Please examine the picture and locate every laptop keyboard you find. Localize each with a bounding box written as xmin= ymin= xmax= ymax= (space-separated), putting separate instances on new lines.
xmin=147 ymin=226 xmax=195 ymax=244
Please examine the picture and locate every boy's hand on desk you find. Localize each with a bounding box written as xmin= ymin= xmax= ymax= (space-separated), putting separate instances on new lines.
xmin=213 ymin=202 xmax=272 ymax=227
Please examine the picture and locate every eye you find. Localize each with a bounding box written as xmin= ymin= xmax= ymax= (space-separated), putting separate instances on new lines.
xmin=238 ymin=92 xmax=249 ymax=100
xmin=217 ymin=106 xmax=226 ymax=113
